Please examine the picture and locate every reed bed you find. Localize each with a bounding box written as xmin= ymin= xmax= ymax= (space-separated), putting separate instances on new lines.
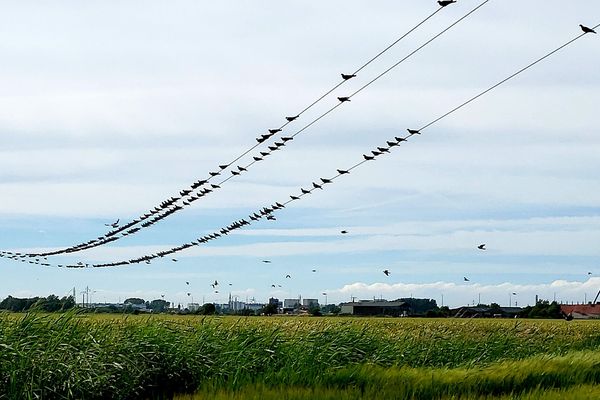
xmin=0 ymin=313 xmax=599 ymax=399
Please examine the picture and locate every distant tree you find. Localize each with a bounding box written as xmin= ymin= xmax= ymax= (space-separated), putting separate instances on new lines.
xmin=200 ymin=303 xmax=216 ymax=315
xmin=308 ymin=305 xmax=322 ymax=316
xmin=124 ymin=298 xmax=145 ymax=305
xmin=149 ymin=299 xmax=170 ymax=313
xmin=261 ymin=303 xmax=278 ymax=316
xmin=321 ymin=304 xmax=341 ymax=315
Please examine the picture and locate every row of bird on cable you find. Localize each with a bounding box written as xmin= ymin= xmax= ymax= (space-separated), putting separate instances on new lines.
xmin=6 ymin=1 xmax=463 ymax=260
xmin=0 ymin=129 xmax=420 ymax=269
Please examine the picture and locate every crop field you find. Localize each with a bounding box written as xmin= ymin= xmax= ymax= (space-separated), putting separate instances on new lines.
xmin=1 ymin=313 xmax=599 ymax=399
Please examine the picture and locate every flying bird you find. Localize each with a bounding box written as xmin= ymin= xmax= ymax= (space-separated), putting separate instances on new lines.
xmin=478 ymin=244 xmax=486 ymax=250
xmin=588 ymin=272 xmax=593 ymax=275
xmin=286 ymin=274 xmax=291 ymax=278
xmin=312 ymin=269 xmax=317 ymax=272
xmin=407 ymin=128 xmax=421 ymax=135
xmin=340 ymin=230 xmax=348 ymax=234
xmin=463 ymin=277 xmax=470 ymax=282
xmin=341 ymin=73 xmax=356 ymax=80
xmin=266 ymin=215 xmax=276 ymax=221
xmin=438 ymin=0 xmax=456 ymax=7
xmin=286 ymin=115 xmax=299 ymax=122
xmin=580 ymin=24 xmax=597 ymax=34
xmin=383 ymin=269 xmax=390 ymax=276
xmin=172 ymin=258 xmax=178 ymax=262
xmin=105 ymin=219 xmax=120 ymax=228
xmin=262 ymin=260 xmax=272 ymax=263
xmin=271 ymin=284 xmax=276 ymax=288
xmin=187 ymin=292 xmax=191 ymax=296
xmin=337 ymin=96 xmax=351 ymax=102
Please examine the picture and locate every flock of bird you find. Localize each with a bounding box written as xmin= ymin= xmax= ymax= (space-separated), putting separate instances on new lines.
xmin=0 ymin=1 xmax=597 ymax=297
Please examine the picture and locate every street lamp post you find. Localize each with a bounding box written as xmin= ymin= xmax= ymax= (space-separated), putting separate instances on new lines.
xmin=322 ymin=292 xmax=327 ymax=308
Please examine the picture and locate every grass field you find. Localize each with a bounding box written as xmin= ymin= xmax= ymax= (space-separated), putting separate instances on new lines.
xmin=1 ymin=312 xmax=599 ymax=399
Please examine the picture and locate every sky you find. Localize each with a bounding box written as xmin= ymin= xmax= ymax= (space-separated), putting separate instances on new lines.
xmin=1 ymin=0 xmax=599 ymax=308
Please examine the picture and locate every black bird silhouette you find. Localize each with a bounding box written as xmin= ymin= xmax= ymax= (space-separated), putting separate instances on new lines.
xmin=463 ymin=277 xmax=470 ymax=282
xmin=341 ymin=73 xmax=356 ymax=80
xmin=337 ymin=96 xmax=351 ymax=102
xmin=478 ymin=244 xmax=486 ymax=250
xmin=377 ymin=147 xmax=390 ymax=153
xmin=237 ymin=166 xmax=247 ymax=172
xmin=105 ymin=219 xmax=120 ymax=228
xmin=407 ymin=128 xmax=421 ymax=135
xmin=394 ymin=136 xmax=407 ymax=142
xmin=301 ymin=188 xmax=311 ymax=194
xmin=312 ymin=182 xmax=323 ymax=190
xmin=383 ymin=269 xmax=390 ymax=276
xmin=268 ymin=146 xmax=278 ymax=151
xmin=286 ymin=115 xmax=299 ymax=122
xmin=211 ymin=184 xmax=221 ymax=189
xmin=256 ymin=137 xmax=266 ymax=143
xmin=337 ymin=169 xmax=350 ymax=175
xmin=185 ymin=281 xmax=189 ymax=285
xmin=580 ymin=24 xmax=597 ymax=34
xmin=209 ymin=171 xmax=220 ymax=176
xmin=341 ymin=230 xmax=348 ymax=234
xmin=271 ymin=284 xmax=276 ymax=288
xmin=387 ymin=141 xmax=399 ymax=147
xmin=281 ymin=136 xmax=293 ymax=142
xmin=260 ymin=151 xmax=270 ymax=157
xmin=588 ymin=272 xmax=593 ymax=275
xmin=187 ymin=292 xmax=191 ymax=296
xmin=231 ymin=170 xmax=240 ymax=176
xmin=286 ymin=274 xmax=291 ymax=278
xmin=438 ymin=0 xmax=456 ymax=7
xmin=312 ymin=269 xmax=317 ymax=272
xmin=253 ymin=156 xmax=263 ymax=161
xmin=266 ymin=215 xmax=276 ymax=221
xmin=262 ymin=260 xmax=271 ymax=263
xmin=363 ymin=154 xmax=375 ymax=161
xmin=371 ymin=150 xmax=382 ymax=156
xmin=290 ymin=195 xmax=300 ymax=200
xmin=219 ymin=164 xmax=229 ymax=170
xmin=172 ymin=258 xmax=178 ymax=262
xmin=269 ymin=129 xmax=282 ymax=134
xmin=320 ymin=178 xmax=332 ymax=184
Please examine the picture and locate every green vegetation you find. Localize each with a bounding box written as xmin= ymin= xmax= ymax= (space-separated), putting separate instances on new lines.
xmin=0 ymin=294 xmax=75 ymax=312
xmin=0 ymin=313 xmax=599 ymax=399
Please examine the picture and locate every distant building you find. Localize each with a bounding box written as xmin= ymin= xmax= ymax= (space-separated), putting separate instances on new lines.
xmin=284 ymin=299 xmax=300 ymax=308
xmin=302 ymin=299 xmax=319 ymax=308
xmin=340 ymin=300 xmax=409 ymax=317
xmin=560 ymin=304 xmax=600 ymax=319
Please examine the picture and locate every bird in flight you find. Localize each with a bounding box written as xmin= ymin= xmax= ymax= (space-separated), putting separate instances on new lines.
xmin=312 ymin=269 xmax=317 ymax=273
xmin=341 ymin=73 xmax=356 ymax=80
xmin=588 ymin=272 xmax=593 ymax=275
xmin=580 ymin=24 xmax=597 ymax=34
xmin=438 ymin=0 xmax=456 ymax=7
xmin=285 ymin=274 xmax=291 ymax=278
xmin=105 ymin=219 xmax=120 ymax=228
xmin=186 ymin=281 xmax=189 ymax=285
xmin=262 ymin=260 xmax=271 ymax=263
xmin=172 ymin=258 xmax=178 ymax=262
xmin=266 ymin=215 xmax=276 ymax=221
xmin=478 ymin=244 xmax=486 ymax=250
xmin=383 ymin=269 xmax=390 ymax=276
xmin=340 ymin=230 xmax=348 ymax=234
xmin=271 ymin=284 xmax=276 ymax=288
xmin=463 ymin=277 xmax=470 ymax=282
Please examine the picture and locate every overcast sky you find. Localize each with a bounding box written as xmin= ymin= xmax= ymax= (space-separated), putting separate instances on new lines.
xmin=1 ymin=0 xmax=599 ymax=308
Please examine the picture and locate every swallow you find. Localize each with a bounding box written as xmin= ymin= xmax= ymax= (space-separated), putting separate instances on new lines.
xmin=438 ymin=0 xmax=456 ymax=7
xmin=407 ymin=128 xmax=421 ymax=135
xmin=337 ymin=169 xmax=350 ymax=175
xmin=269 ymin=129 xmax=282 ymax=134
xmin=290 ymin=195 xmax=300 ymax=200
xmin=341 ymin=73 xmax=356 ymax=80
xmin=312 ymin=182 xmax=323 ymax=190
xmin=281 ymin=137 xmax=293 ymax=142
xmin=341 ymin=230 xmax=348 ymax=234
xmin=262 ymin=260 xmax=271 ymax=263
xmin=301 ymin=188 xmax=311 ymax=194
xmin=338 ymin=96 xmax=351 ymax=102
xmin=237 ymin=166 xmax=247 ymax=172
xmin=478 ymin=244 xmax=486 ymax=250
xmin=219 ymin=164 xmax=229 ymax=170
xmin=383 ymin=269 xmax=390 ymax=276
xmin=286 ymin=115 xmax=299 ymax=122
xmin=363 ymin=154 xmax=375 ymax=161
xmin=320 ymin=178 xmax=332 ymax=184
xmin=464 ymin=277 xmax=470 ymax=282
xmin=580 ymin=24 xmax=597 ymax=34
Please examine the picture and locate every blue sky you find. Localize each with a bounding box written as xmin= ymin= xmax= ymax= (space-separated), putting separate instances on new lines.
xmin=1 ymin=0 xmax=599 ymax=308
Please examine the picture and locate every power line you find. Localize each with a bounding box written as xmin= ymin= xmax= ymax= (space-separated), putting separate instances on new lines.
xmin=13 ymin=2 xmax=459 ymax=258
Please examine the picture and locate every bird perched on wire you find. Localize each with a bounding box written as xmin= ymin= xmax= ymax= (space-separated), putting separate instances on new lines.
xmin=580 ymin=24 xmax=596 ymax=34
xmin=337 ymin=96 xmax=351 ymax=102
xmin=105 ymin=219 xmax=120 ymax=228
xmin=383 ymin=269 xmax=390 ymax=276
xmin=341 ymin=73 xmax=356 ymax=80
xmin=407 ymin=128 xmax=421 ymax=135
xmin=438 ymin=0 xmax=456 ymax=7
xmin=478 ymin=244 xmax=486 ymax=250
xmin=286 ymin=115 xmax=299 ymax=122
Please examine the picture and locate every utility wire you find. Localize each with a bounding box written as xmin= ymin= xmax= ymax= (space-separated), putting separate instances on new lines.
xmin=13 ymin=2 xmax=457 ymax=257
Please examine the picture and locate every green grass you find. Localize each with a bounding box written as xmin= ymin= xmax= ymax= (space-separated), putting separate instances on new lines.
xmin=0 ymin=313 xmax=599 ymax=399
